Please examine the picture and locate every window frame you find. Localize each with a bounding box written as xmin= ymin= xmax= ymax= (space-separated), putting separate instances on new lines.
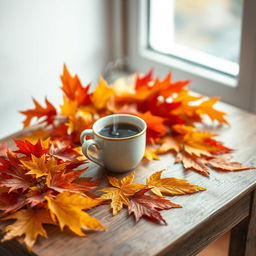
xmin=124 ymin=0 xmax=256 ymax=111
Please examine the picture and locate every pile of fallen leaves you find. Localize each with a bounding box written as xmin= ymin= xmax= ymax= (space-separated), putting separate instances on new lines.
xmin=0 ymin=65 xmax=252 ymax=250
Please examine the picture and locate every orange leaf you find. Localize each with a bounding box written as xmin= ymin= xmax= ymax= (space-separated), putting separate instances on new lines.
xmin=146 ymin=170 xmax=205 ymax=196
xmin=144 ymin=146 xmax=160 ymax=161
xmin=45 ymin=192 xmax=105 ymax=236
xmin=60 ymin=64 xmax=91 ymax=106
xmin=2 ymin=208 xmax=55 ymax=250
xmin=196 ymin=98 xmax=229 ymax=124
xmin=100 ymin=172 xmax=145 ymax=215
xmin=175 ymin=152 xmax=210 ymax=176
xmin=20 ymin=98 xmax=57 ymax=127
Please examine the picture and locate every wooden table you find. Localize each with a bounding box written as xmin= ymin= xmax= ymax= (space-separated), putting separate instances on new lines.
xmin=0 ymin=102 xmax=256 ymax=256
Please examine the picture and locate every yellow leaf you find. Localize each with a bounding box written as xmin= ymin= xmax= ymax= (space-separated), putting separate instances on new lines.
xmin=45 ymin=192 xmax=105 ymax=236
xmin=91 ymin=77 xmax=114 ymax=110
xmin=2 ymin=209 xmax=54 ymax=250
xmin=20 ymin=155 xmax=66 ymax=178
xmin=146 ymin=170 xmax=205 ymax=196
xmin=100 ymin=172 xmax=145 ymax=215
xmin=144 ymin=147 xmax=160 ymax=161
xmin=196 ymin=98 xmax=229 ymax=124
xmin=60 ymin=96 xmax=78 ymax=117
xmin=19 ymin=130 xmax=50 ymax=145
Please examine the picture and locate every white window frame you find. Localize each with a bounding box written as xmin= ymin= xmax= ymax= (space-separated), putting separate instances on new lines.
xmin=124 ymin=0 xmax=256 ymax=112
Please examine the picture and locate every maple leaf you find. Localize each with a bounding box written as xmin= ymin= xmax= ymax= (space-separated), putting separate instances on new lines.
xmin=196 ymin=98 xmax=229 ymax=124
xmin=0 ymin=156 xmax=32 ymax=192
xmin=157 ymin=137 xmax=180 ymax=154
xmin=175 ymin=152 xmax=210 ymax=176
xmin=20 ymin=98 xmax=57 ymax=127
xmin=207 ymin=156 xmax=253 ymax=172
xmin=173 ymin=125 xmax=232 ymax=154
xmin=60 ymin=64 xmax=91 ymax=106
xmin=49 ymin=141 xmax=83 ymax=162
xmin=146 ymin=170 xmax=205 ymax=196
xmin=2 ymin=208 xmax=55 ymax=250
xmin=45 ymin=192 xmax=105 ymax=236
xmin=25 ymin=190 xmax=48 ymax=208
xmin=90 ymin=77 xmax=114 ymax=110
xmin=0 ymin=191 xmax=26 ymax=214
xmin=138 ymin=111 xmax=167 ymax=142
xmin=135 ymin=69 xmax=153 ymax=90
xmin=0 ymin=143 xmax=7 ymax=157
xmin=128 ymin=188 xmax=181 ymax=224
xmin=144 ymin=146 xmax=160 ymax=161
xmin=18 ymin=129 xmax=50 ymax=143
xmin=20 ymin=154 xmax=66 ymax=178
xmin=184 ymin=145 xmax=212 ymax=157
xmin=100 ymin=172 xmax=145 ymax=215
xmin=14 ymin=139 xmax=48 ymax=158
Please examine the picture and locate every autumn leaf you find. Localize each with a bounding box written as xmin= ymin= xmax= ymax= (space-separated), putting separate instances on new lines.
xmin=0 ymin=191 xmax=26 ymax=214
xmin=20 ymin=154 xmax=66 ymax=178
xmin=14 ymin=139 xmax=48 ymax=158
xmin=175 ymin=152 xmax=210 ymax=176
xmin=60 ymin=64 xmax=91 ymax=106
xmin=173 ymin=125 xmax=232 ymax=154
xmin=0 ymin=143 xmax=7 ymax=157
xmin=207 ymin=156 xmax=253 ymax=172
xmin=196 ymin=98 xmax=229 ymax=124
xmin=138 ymin=111 xmax=167 ymax=142
xmin=2 ymin=208 xmax=55 ymax=250
xmin=45 ymin=192 xmax=105 ymax=236
xmin=135 ymin=69 xmax=153 ymax=90
xmin=184 ymin=145 xmax=212 ymax=157
xmin=128 ymin=188 xmax=181 ymax=224
xmin=100 ymin=172 xmax=145 ymax=215
xmin=90 ymin=77 xmax=114 ymax=110
xmin=146 ymin=170 xmax=205 ymax=196
xmin=20 ymin=98 xmax=57 ymax=127
xmin=157 ymin=137 xmax=180 ymax=154
xmin=144 ymin=146 xmax=160 ymax=161
xmin=49 ymin=141 xmax=83 ymax=162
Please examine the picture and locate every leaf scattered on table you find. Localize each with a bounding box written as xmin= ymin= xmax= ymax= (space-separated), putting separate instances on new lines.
xmin=146 ymin=170 xmax=206 ymax=196
xmin=128 ymin=188 xmax=181 ymax=225
xmin=2 ymin=208 xmax=55 ymax=250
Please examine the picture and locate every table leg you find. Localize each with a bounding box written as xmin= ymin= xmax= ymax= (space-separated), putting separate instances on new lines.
xmin=228 ymin=190 xmax=256 ymax=256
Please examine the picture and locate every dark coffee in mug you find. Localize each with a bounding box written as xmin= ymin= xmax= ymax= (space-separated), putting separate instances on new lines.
xmin=99 ymin=123 xmax=142 ymax=138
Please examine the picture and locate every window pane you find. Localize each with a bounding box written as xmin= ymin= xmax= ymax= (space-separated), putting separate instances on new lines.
xmin=149 ymin=0 xmax=243 ymax=76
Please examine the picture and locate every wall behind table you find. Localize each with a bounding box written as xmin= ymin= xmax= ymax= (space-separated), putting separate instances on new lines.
xmin=0 ymin=0 xmax=111 ymax=137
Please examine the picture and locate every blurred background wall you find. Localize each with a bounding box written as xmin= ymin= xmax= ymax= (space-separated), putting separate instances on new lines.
xmin=0 ymin=0 xmax=112 ymax=137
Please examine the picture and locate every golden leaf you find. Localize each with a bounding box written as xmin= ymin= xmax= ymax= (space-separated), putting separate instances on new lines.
xmin=45 ymin=192 xmax=105 ymax=236
xmin=157 ymin=137 xmax=180 ymax=154
xmin=146 ymin=170 xmax=205 ymax=196
xmin=20 ymin=155 xmax=66 ymax=178
xmin=91 ymin=77 xmax=114 ymax=110
xmin=100 ymin=172 xmax=145 ymax=215
xmin=2 ymin=209 xmax=54 ymax=250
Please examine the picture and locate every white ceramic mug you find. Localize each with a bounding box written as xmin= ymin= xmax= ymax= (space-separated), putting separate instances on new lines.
xmin=80 ymin=114 xmax=146 ymax=173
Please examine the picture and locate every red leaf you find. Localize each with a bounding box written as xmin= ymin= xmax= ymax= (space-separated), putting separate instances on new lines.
xmin=135 ymin=69 xmax=153 ymax=90
xmin=128 ymin=188 xmax=181 ymax=224
xmin=0 ymin=192 xmax=26 ymax=214
xmin=0 ymin=143 xmax=7 ymax=157
xmin=14 ymin=140 xmax=48 ymax=158
xmin=20 ymin=98 xmax=57 ymax=127
xmin=49 ymin=141 xmax=82 ymax=162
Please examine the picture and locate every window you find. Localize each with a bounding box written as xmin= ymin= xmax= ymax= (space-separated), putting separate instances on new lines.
xmin=149 ymin=0 xmax=243 ymax=76
xmin=125 ymin=0 xmax=256 ymax=111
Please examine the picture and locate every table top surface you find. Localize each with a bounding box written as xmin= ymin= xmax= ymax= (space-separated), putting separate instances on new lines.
xmin=1 ymin=102 xmax=256 ymax=256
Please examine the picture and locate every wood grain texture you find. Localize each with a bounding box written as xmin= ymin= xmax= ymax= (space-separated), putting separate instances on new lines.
xmin=1 ymin=102 xmax=256 ymax=256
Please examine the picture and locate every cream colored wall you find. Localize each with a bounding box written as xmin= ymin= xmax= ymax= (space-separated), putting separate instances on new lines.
xmin=0 ymin=0 xmax=111 ymax=137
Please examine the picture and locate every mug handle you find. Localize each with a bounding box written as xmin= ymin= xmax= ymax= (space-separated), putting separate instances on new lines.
xmin=80 ymin=129 xmax=104 ymax=167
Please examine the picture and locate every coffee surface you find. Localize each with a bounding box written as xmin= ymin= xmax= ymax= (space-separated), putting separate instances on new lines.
xmin=99 ymin=123 xmax=142 ymax=138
